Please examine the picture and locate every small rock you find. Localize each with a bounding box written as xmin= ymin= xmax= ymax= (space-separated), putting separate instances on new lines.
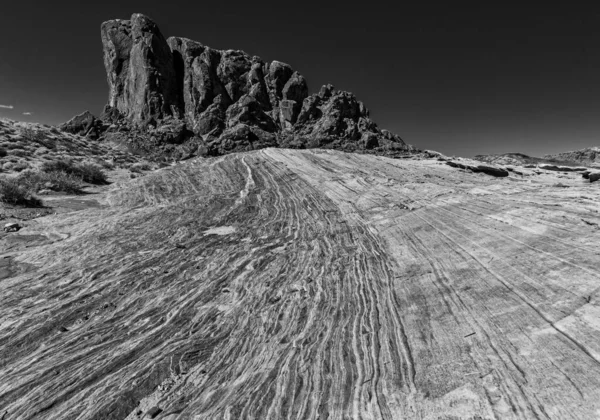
xmin=3 ymin=222 xmax=20 ymax=232
xmin=589 ymin=173 xmax=600 ymax=183
xmin=146 ymin=407 xmax=163 ymax=419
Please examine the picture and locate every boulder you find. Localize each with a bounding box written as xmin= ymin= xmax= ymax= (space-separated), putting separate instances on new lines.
xmin=226 ymin=95 xmax=277 ymax=132
xmin=589 ymin=173 xmax=600 ymax=183
xmin=476 ymin=165 xmax=509 ymax=177
xmin=59 ymin=111 xmax=106 ymax=140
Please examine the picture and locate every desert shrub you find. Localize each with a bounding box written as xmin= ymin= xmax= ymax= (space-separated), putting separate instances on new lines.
xmin=3 ymin=162 xmax=15 ymax=171
xmin=12 ymin=162 xmax=29 ymax=172
xmin=41 ymin=159 xmax=108 ymax=185
xmin=17 ymin=170 xmax=82 ymax=194
xmin=8 ymin=149 xmax=27 ymax=157
xmin=20 ymin=127 xmax=56 ymax=150
xmin=0 ymin=178 xmax=42 ymax=206
xmin=41 ymin=159 xmax=75 ymax=173
xmin=47 ymin=171 xmax=84 ymax=193
xmin=75 ymin=162 xmax=108 ymax=184
xmin=20 ymin=127 xmax=47 ymax=142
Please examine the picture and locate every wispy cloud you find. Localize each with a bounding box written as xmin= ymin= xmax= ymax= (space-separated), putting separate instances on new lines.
xmin=0 ymin=104 xmax=14 ymax=109
xmin=23 ymin=112 xmax=33 ymax=116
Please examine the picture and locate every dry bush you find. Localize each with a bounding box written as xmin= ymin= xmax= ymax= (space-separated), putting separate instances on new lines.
xmin=12 ymin=162 xmax=29 ymax=172
xmin=0 ymin=178 xmax=42 ymax=206
xmin=76 ymin=162 xmax=108 ymax=184
xmin=17 ymin=170 xmax=82 ymax=194
xmin=41 ymin=159 xmax=108 ymax=185
xmin=20 ymin=127 xmax=55 ymax=149
xmin=8 ymin=149 xmax=27 ymax=157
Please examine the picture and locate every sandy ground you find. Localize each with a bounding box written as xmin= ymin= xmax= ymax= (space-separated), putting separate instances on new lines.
xmin=2 ymin=149 xmax=600 ymax=419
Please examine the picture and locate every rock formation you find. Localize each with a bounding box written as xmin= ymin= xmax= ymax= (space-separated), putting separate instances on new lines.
xmin=95 ymin=13 xmax=413 ymax=159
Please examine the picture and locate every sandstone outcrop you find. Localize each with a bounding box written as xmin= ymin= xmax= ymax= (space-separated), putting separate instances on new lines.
xmin=97 ymin=13 xmax=413 ymax=159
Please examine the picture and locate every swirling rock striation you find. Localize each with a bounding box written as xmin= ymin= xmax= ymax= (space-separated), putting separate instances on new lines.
xmin=2 ymin=149 xmax=600 ymax=418
xmin=97 ymin=13 xmax=413 ymax=159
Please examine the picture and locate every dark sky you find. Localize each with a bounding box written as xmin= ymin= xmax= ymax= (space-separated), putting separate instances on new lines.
xmin=1 ymin=1 xmax=600 ymax=157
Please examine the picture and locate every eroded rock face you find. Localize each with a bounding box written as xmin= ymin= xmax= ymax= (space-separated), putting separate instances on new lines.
xmin=101 ymin=14 xmax=181 ymax=125
xmin=100 ymin=13 xmax=413 ymax=157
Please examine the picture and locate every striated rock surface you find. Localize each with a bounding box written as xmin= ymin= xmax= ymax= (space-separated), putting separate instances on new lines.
xmin=99 ymin=14 xmax=413 ymax=159
xmin=2 ymin=149 xmax=600 ymax=418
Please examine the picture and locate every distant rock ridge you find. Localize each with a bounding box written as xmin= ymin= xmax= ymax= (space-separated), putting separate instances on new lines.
xmin=543 ymin=147 xmax=600 ymax=166
xmin=475 ymin=150 xmax=600 ymax=168
xmin=94 ymin=13 xmax=414 ymax=159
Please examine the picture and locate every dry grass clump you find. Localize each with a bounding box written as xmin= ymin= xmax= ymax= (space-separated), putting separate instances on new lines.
xmin=0 ymin=178 xmax=42 ymax=206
